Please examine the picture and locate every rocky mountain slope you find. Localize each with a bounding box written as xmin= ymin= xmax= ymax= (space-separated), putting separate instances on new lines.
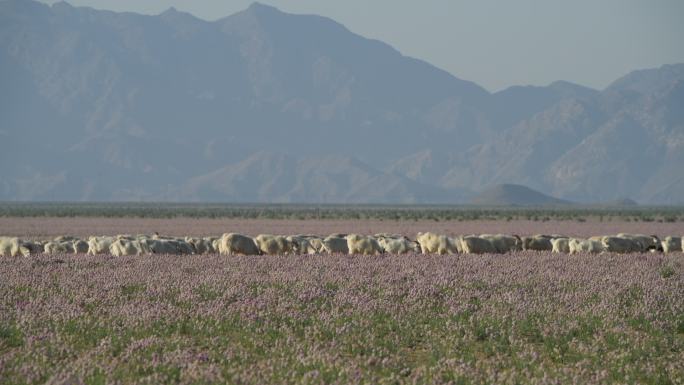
xmin=469 ymin=184 xmax=570 ymax=206
xmin=1 ymin=1 xmax=682 ymax=203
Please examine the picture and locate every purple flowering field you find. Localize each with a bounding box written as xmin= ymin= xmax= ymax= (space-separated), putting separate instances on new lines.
xmin=1 ymin=251 xmax=683 ymax=384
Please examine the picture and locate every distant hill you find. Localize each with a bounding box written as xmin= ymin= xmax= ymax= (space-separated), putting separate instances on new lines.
xmin=1 ymin=1 xmax=683 ymax=203
xmin=603 ymin=198 xmax=639 ymax=207
xmin=470 ymin=184 xmax=571 ymax=206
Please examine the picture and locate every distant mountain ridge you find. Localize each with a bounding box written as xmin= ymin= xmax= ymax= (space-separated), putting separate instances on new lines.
xmin=172 ymin=151 xmax=462 ymax=203
xmin=470 ymin=184 xmax=571 ymax=206
xmin=1 ymin=1 xmax=683 ymax=203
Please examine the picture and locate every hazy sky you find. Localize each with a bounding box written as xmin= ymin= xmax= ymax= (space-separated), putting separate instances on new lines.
xmin=39 ymin=0 xmax=684 ymax=92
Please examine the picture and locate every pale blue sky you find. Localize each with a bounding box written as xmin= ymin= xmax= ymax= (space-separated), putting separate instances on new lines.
xmin=39 ymin=0 xmax=684 ymax=92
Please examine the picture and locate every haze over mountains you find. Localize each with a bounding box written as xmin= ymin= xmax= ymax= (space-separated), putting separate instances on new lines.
xmin=1 ymin=0 xmax=683 ymax=204
xmin=469 ymin=184 xmax=571 ymax=206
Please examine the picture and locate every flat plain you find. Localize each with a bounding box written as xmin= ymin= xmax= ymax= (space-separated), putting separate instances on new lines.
xmin=1 ymin=252 xmax=683 ymax=384
xmin=2 ymin=216 xmax=684 ymax=240
xmin=1 ymin=207 xmax=684 ymax=384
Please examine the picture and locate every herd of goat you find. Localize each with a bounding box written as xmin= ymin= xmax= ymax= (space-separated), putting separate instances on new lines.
xmin=1 ymin=232 xmax=683 ymax=257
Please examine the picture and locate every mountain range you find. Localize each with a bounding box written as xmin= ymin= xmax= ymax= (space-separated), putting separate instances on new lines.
xmin=469 ymin=184 xmax=570 ymax=206
xmin=1 ymin=0 xmax=683 ymax=204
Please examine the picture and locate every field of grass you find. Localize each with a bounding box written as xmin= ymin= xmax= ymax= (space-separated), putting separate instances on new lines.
xmin=2 ymin=252 xmax=683 ymax=384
